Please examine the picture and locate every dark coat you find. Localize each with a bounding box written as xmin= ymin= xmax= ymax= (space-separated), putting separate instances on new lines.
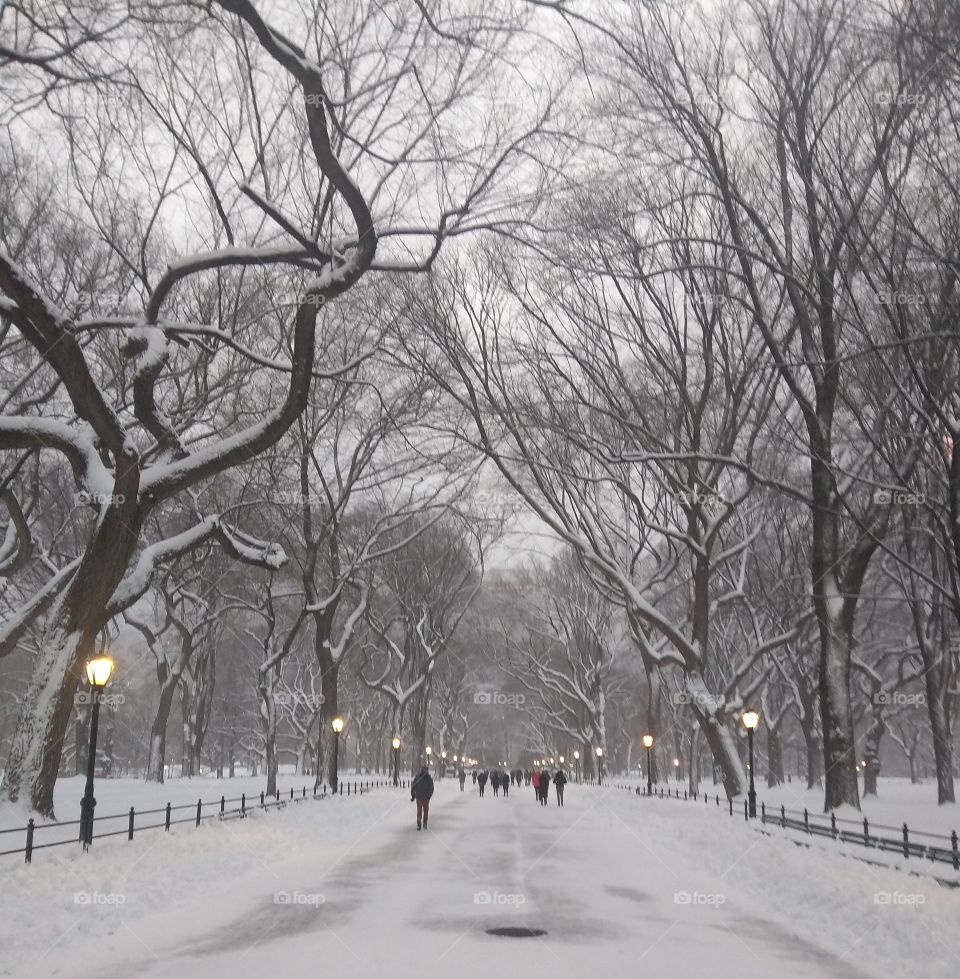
xmin=554 ymin=771 xmax=567 ymax=786
xmin=477 ymin=771 xmax=489 ymax=786
xmin=411 ymin=771 xmax=435 ymax=801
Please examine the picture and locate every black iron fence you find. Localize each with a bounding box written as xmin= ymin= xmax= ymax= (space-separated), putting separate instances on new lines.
xmin=610 ymin=780 xmax=960 ymax=872
xmin=1 ymin=777 xmax=398 ymax=864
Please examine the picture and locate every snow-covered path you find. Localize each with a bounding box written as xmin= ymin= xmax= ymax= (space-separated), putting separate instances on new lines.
xmin=6 ymin=781 xmax=958 ymax=979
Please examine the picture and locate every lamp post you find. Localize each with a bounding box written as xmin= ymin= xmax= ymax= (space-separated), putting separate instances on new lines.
xmin=79 ymin=655 xmax=115 ymax=849
xmin=742 ymin=710 xmax=760 ymax=818
xmin=642 ymin=734 xmax=654 ymax=796
xmin=596 ymin=746 xmax=604 ymax=786
xmin=425 ymin=745 xmax=432 ymax=772
xmin=441 ymin=750 xmax=447 ymax=779
xmin=673 ymin=757 xmax=680 ymax=781
xmin=331 ymin=716 xmax=344 ymax=793
xmin=392 ymin=736 xmax=401 ymax=786
xmin=573 ymin=750 xmax=580 ymax=783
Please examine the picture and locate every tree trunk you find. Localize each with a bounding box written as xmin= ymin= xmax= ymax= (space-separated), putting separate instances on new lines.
xmin=925 ymin=678 xmax=955 ymax=804
xmin=146 ymin=672 xmax=179 ymax=782
xmin=862 ymin=712 xmax=885 ymax=798
xmin=816 ymin=621 xmax=860 ymax=810
xmin=767 ymin=726 xmax=784 ymax=788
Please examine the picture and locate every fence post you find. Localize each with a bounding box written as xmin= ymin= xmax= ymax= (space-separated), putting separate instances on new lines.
xmin=339 ymin=781 xmax=343 ymax=796
xmin=290 ymin=788 xmax=294 ymax=801
xmin=804 ymin=808 xmax=809 ymax=834
xmin=902 ymin=823 xmax=909 ymax=859
xmin=260 ymin=791 xmax=265 ymax=806
xmin=303 ymin=787 xmax=306 ymax=799
xmin=684 ymin=790 xmax=688 ymax=800
xmin=716 ymin=795 xmax=720 ymax=807
xmin=241 ymin=793 xmax=246 ymax=816
xmin=24 ymin=818 xmax=34 ymax=864
xmin=830 ymin=813 xmax=837 ymax=839
xmin=729 ymin=797 xmax=733 ymax=816
xmin=863 ymin=817 xmax=869 ymax=847
xmin=128 ymin=807 xmax=135 ymax=841
xmin=165 ymin=802 xmax=171 ymax=831
xmin=761 ymin=802 xmax=766 ymax=824
xmin=952 ymin=831 xmax=958 ymax=871
xmin=196 ymin=799 xmax=202 ymax=827
xmin=744 ymin=799 xmax=748 ymax=821
xmin=781 ymin=805 xmax=786 ymax=829
xmin=220 ymin=795 xmax=225 ymax=817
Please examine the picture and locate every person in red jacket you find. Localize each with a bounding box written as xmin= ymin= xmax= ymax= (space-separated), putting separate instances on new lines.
xmin=531 ymin=769 xmax=540 ymax=801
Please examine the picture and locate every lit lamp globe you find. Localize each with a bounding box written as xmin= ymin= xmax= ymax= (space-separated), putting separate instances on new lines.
xmin=573 ymin=750 xmax=580 ymax=760
xmin=595 ymin=747 xmax=603 ymax=757
xmin=642 ymin=734 xmax=654 ymax=749
xmin=741 ymin=710 xmax=760 ymax=730
xmin=559 ymin=755 xmax=564 ymax=764
xmin=86 ymin=656 xmax=115 ymax=688
xmin=331 ymin=716 xmax=344 ymax=734
xmin=391 ymin=737 xmax=401 ymax=750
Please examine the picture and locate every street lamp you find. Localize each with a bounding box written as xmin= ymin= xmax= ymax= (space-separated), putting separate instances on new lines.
xmin=425 ymin=745 xmax=432 ymax=771
xmin=441 ymin=749 xmax=447 ymax=779
xmin=391 ymin=736 xmax=401 ymax=786
xmin=559 ymin=755 xmax=565 ymax=764
xmin=79 ymin=655 xmax=115 ymax=849
xmin=742 ymin=710 xmax=760 ymax=818
xmin=573 ymin=750 xmax=580 ymax=783
xmin=642 ymin=734 xmax=654 ymax=795
xmin=596 ymin=746 xmax=604 ymax=786
xmin=331 ymin=716 xmax=344 ymax=793
xmin=673 ymin=757 xmax=680 ymax=781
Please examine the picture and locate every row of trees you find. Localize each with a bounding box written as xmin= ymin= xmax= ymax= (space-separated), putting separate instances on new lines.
xmin=3 ymin=0 xmax=959 ymax=816
xmin=394 ymin=0 xmax=960 ymax=809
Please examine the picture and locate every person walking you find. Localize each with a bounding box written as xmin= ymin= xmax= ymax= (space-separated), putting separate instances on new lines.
xmin=411 ymin=765 xmax=435 ymax=830
xmin=502 ymin=773 xmax=509 ymax=798
xmin=554 ymin=768 xmax=567 ymax=807
xmin=472 ymin=769 xmax=477 ymax=785
xmin=539 ymin=768 xmax=551 ymax=805
xmin=531 ymin=769 xmax=540 ymax=801
xmin=458 ymin=768 xmax=466 ymax=792
xmin=478 ymin=769 xmax=488 ymax=797
xmin=491 ymin=770 xmax=501 ymax=796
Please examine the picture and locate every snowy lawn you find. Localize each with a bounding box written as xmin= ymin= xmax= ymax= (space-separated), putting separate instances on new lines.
xmin=0 ymin=777 xmax=403 ymax=976
xmin=2 ymin=779 xmax=957 ymax=978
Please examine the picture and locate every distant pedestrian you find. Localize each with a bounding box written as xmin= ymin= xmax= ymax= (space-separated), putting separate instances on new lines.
xmin=478 ymin=769 xmax=488 ymax=797
xmin=502 ymin=774 xmax=509 ymax=798
xmin=458 ymin=768 xmax=466 ymax=792
xmin=539 ymin=768 xmax=551 ymax=805
xmin=531 ymin=769 xmax=540 ymax=801
xmin=491 ymin=770 xmax=501 ymax=796
xmin=411 ymin=765 xmax=434 ymax=830
xmin=554 ymin=769 xmax=567 ymax=807
xmin=472 ymin=770 xmax=477 ymax=785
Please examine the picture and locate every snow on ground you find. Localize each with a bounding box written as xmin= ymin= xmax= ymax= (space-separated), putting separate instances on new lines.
xmin=2 ymin=777 xmax=958 ymax=979
xmin=613 ymin=773 xmax=960 ymax=882
xmin=0 ymin=770 xmax=333 ymax=839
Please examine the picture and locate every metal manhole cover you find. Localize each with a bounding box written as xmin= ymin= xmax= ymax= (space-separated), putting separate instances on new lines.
xmin=485 ymin=927 xmax=547 ymax=938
